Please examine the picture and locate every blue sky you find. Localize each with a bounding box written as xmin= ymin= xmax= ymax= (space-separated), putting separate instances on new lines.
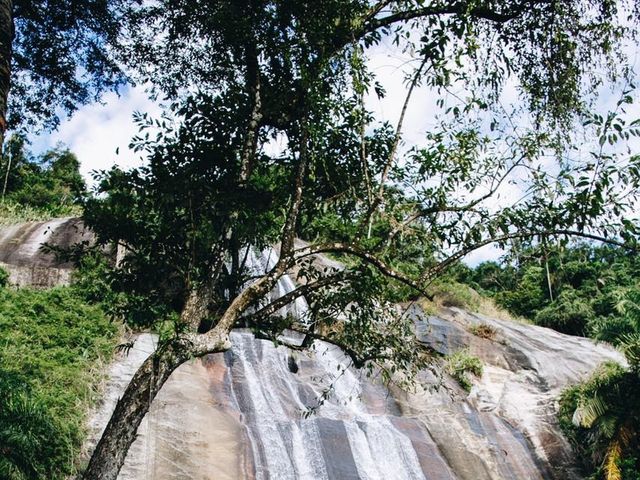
xmin=28 ymin=38 xmax=640 ymax=266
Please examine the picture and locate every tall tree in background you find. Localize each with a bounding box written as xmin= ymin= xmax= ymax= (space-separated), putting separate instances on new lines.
xmin=78 ymin=1 xmax=640 ymax=478
xmin=0 ymin=0 xmax=134 ymax=147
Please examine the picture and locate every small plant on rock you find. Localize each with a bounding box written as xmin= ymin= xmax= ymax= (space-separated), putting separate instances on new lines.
xmin=446 ymin=349 xmax=483 ymax=392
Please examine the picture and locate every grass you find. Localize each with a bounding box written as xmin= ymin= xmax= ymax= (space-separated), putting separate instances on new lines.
xmin=420 ymin=280 xmax=521 ymax=322
xmin=0 ymin=199 xmax=81 ymax=225
xmin=467 ymin=323 xmax=498 ymax=340
xmin=0 ymin=284 xmax=119 ymax=479
xmin=446 ymin=349 xmax=483 ymax=392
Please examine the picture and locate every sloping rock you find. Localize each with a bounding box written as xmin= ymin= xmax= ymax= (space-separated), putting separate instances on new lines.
xmin=84 ymin=316 xmax=621 ymax=480
xmin=0 ymin=220 xmax=623 ymax=478
xmin=0 ymin=217 xmax=92 ymax=287
xmin=406 ymin=305 xmax=623 ymax=479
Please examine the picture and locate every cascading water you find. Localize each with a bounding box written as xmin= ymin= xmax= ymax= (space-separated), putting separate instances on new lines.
xmin=226 ymin=331 xmax=431 ymax=480
xmin=242 ymin=247 xmax=309 ymax=322
xmin=222 ymin=249 xmax=427 ymax=480
xmin=0 ymin=220 xmax=624 ymax=479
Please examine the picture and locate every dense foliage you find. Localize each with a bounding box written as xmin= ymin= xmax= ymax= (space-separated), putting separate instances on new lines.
xmin=0 ymin=279 xmax=118 ymax=479
xmin=0 ymin=136 xmax=85 ymax=222
xmin=8 ymin=0 xmax=134 ymax=131
xmin=458 ymin=244 xmax=640 ymax=337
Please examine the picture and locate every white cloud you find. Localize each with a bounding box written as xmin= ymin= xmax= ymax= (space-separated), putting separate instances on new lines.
xmin=30 ymin=86 xmax=161 ymax=186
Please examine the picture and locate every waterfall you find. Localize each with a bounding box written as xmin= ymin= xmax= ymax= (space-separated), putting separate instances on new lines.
xmin=0 ymin=221 xmax=621 ymax=480
xmin=228 ymin=247 xmax=426 ymax=480
xmin=228 ymin=331 xmax=428 ymax=480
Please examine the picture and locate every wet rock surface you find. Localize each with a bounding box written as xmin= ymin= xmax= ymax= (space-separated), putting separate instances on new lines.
xmin=0 ymin=221 xmax=623 ymax=479
xmin=83 ymin=317 xmax=621 ymax=480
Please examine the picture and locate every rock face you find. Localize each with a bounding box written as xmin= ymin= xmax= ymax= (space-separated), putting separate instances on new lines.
xmin=0 ymin=221 xmax=623 ymax=479
xmin=92 ymin=314 xmax=620 ymax=480
xmin=0 ymin=218 xmax=92 ymax=287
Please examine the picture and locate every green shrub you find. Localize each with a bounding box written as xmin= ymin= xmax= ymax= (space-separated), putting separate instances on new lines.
xmin=495 ymin=266 xmax=548 ymax=318
xmin=0 ymin=266 xmax=9 ymax=287
xmin=446 ymin=349 xmax=483 ymax=392
xmin=0 ymin=286 xmax=118 ymax=479
xmin=534 ymin=288 xmax=594 ymax=335
xmin=0 ymin=379 xmax=66 ymax=480
xmin=428 ymin=281 xmax=481 ymax=311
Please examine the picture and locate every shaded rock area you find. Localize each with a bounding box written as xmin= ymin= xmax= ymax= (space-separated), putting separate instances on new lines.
xmin=0 ymin=220 xmax=623 ymax=479
xmin=0 ymin=218 xmax=92 ymax=287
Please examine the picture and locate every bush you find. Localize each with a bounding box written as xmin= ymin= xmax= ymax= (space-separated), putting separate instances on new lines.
xmin=446 ymin=349 xmax=483 ymax=392
xmin=534 ymin=288 xmax=594 ymax=335
xmin=0 ymin=286 xmax=118 ymax=479
xmin=495 ymin=266 xmax=548 ymax=319
xmin=467 ymin=323 xmax=498 ymax=340
xmin=0 ymin=378 xmax=66 ymax=480
xmin=0 ymin=266 xmax=9 ymax=287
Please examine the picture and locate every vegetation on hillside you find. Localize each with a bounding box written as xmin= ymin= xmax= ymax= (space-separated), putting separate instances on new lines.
xmin=0 ymin=135 xmax=85 ymax=223
xmin=559 ymin=324 xmax=640 ymax=478
xmin=458 ymin=244 xmax=640 ymax=339
xmin=0 ymin=277 xmax=118 ymax=480
xmin=0 ymin=132 xmax=118 ymax=479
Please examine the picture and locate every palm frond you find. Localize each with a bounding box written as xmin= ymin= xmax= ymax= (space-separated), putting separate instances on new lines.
xmin=603 ymin=439 xmax=622 ymax=480
xmin=573 ymin=394 xmax=607 ymax=428
xmin=618 ymin=334 xmax=640 ymax=371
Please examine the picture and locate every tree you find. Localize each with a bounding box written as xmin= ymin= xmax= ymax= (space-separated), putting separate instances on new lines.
xmin=0 ymin=0 xmax=135 ymax=147
xmin=80 ymin=1 xmax=640 ymax=478
xmin=0 ymin=138 xmax=86 ymax=214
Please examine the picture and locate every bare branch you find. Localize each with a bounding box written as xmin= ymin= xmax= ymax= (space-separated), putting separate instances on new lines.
xmin=357 ymin=57 xmax=429 ymax=238
xmin=361 ymin=2 xmax=528 ymax=35
xmin=420 ymin=229 xmax=637 ymax=284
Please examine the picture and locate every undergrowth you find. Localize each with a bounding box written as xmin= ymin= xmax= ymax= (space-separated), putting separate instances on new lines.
xmin=420 ymin=280 xmax=521 ymax=323
xmin=0 ymin=199 xmax=81 ymax=225
xmin=0 ymin=281 xmax=119 ymax=479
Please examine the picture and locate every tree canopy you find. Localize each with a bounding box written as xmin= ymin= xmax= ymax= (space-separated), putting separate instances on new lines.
xmin=35 ymin=1 xmax=640 ymax=478
xmin=0 ymin=0 xmax=134 ymax=144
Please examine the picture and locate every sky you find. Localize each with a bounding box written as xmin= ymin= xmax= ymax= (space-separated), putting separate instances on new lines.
xmin=28 ymin=36 xmax=640 ymax=266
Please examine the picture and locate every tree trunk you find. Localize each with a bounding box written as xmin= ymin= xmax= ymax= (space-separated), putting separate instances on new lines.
xmin=0 ymin=0 xmax=12 ymax=149
xmin=81 ymin=333 xmax=229 ymax=480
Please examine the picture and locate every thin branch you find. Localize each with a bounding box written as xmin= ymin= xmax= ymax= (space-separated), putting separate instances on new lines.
xmin=357 ymin=57 xmax=429 ymax=238
xmin=280 ymin=126 xmax=309 ymax=258
xmin=362 ymin=2 xmax=527 ymax=35
xmin=241 ymin=271 xmax=354 ymax=324
xmin=378 ymin=57 xmax=429 ymax=196
xmin=293 ymin=242 xmax=432 ymax=298
xmin=361 ymin=0 xmax=395 ymax=24
xmin=420 ymin=229 xmax=637 ymax=284
xmin=239 ymin=45 xmax=263 ymax=184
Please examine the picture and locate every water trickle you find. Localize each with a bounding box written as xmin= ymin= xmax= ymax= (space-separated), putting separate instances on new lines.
xmin=227 ymin=331 xmax=428 ymax=480
xmin=225 ymin=248 xmax=427 ymax=480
